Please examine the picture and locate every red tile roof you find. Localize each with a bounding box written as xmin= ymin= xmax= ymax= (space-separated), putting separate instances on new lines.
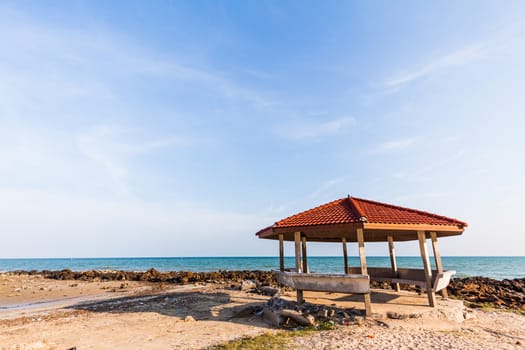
xmin=269 ymin=196 xmax=467 ymax=229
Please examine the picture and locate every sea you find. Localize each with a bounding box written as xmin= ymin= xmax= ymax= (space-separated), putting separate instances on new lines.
xmin=0 ymin=256 xmax=524 ymax=280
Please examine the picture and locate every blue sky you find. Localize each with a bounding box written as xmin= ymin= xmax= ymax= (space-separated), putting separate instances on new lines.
xmin=1 ymin=1 xmax=524 ymax=258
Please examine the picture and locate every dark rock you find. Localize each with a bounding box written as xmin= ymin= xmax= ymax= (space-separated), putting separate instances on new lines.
xmin=371 ymin=275 xmax=524 ymax=311
xmin=259 ymin=286 xmax=280 ymax=296
xmin=447 ymin=277 xmax=525 ymax=310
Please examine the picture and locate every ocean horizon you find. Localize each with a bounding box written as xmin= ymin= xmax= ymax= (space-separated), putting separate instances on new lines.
xmin=1 ymin=256 xmax=524 ymax=280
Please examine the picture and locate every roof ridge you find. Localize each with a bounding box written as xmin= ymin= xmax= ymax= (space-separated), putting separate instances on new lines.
xmin=347 ymin=196 xmax=367 ymax=222
xmin=352 ymin=196 xmax=467 ymax=227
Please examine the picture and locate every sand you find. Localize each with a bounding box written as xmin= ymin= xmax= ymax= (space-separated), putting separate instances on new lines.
xmin=1 ymin=273 xmax=524 ymax=349
xmin=291 ymin=311 xmax=525 ymax=349
xmin=0 ymin=274 xmax=272 ymax=349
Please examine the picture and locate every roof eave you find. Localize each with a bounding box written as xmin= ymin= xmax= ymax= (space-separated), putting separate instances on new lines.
xmin=255 ymin=222 xmax=465 ymax=242
xmin=362 ymin=222 xmax=465 ymax=233
xmin=255 ymin=225 xmax=275 ymax=238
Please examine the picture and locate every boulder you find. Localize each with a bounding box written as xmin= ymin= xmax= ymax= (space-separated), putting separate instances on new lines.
xmin=259 ymin=286 xmax=280 ymax=296
xmin=262 ymin=308 xmax=281 ymax=327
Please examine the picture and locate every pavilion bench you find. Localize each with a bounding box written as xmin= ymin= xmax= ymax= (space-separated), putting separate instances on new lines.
xmin=274 ymin=270 xmax=370 ymax=294
xmin=347 ymin=267 xmax=456 ymax=293
xmin=274 ymin=271 xmax=372 ymax=315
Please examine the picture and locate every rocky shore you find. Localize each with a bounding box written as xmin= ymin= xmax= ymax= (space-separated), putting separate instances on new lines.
xmin=9 ymin=269 xmax=524 ymax=313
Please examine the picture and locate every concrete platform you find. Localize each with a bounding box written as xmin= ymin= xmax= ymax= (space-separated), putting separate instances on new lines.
xmin=283 ymin=288 xmax=465 ymax=322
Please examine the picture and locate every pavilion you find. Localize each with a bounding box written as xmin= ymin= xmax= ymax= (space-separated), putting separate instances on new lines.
xmin=256 ymin=196 xmax=467 ymax=315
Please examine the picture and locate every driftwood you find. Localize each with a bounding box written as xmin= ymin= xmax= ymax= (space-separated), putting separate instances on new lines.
xmin=279 ymin=309 xmax=315 ymax=326
xmin=229 ymin=305 xmax=262 ymax=319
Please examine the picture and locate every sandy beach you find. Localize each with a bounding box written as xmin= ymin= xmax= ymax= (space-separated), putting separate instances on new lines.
xmin=1 ymin=272 xmax=524 ymax=349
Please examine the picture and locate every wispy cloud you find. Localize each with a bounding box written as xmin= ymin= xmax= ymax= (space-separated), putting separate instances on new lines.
xmin=384 ymin=43 xmax=487 ymax=90
xmin=0 ymin=187 xmax=271 ymax=257
xmin=307 ymin=177 xmax=348 ymax=202
xmin=0 ymin=7 xmax=268 ymax=200
xmin=0 ymin=8 xmax=270 ymax=110
xmin=0 ymin=120 xmax=186 ymax=200
xmin=371 ymin=137 xmax=418 ymax=153
xmin=0 ymin=122 xmax=86 ymax=187
xmin=275 ymin=116 xmax=355 ymax=140
xmin=393 ymin=149 xmax=466 ymax=182
xmin=131 ymin=58 xmax=271 ymax=106
xmin=393 ymin=192 xmax=451 ymax=203
xmin=77 ymin=125 xmax=186 ymax=196
xmin=382 ymin=20 xmax=525 ymax=92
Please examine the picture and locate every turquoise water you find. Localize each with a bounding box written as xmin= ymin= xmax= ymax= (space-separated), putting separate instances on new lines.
xmin=0 ymin=256 xmax=523 ymax=280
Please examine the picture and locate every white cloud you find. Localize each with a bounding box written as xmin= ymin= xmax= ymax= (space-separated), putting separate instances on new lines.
xmin=275 ymin=116 xmax=355 ymax=140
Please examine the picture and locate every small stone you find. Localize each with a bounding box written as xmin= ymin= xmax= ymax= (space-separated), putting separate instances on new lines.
xmin=184 ymin=315 xmax=196 ymax=322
